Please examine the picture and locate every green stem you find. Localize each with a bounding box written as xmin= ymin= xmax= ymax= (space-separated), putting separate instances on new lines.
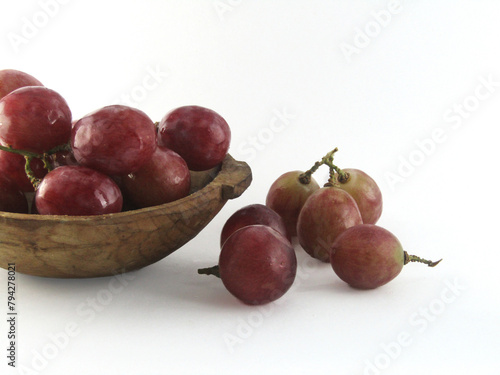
xmin=0 ymin=143 xmax=72 ymax=190
xmin=324 ymin=158 xmax=349 ymax=184
xmin=0 ymin=144 xmax=41 ymax=159
xmin=24 ymin=156 xmax=42 ymax=189
xmin=299 ymin=147 xmax=338 ymax=184
xmin=403 ymin=251 xmax=442 ymax=267
xmin=198 ymin=265 xmax=220 ymax=278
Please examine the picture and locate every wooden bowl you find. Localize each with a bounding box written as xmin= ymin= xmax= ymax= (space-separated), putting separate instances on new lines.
xmin=0 ymin=154 xmax=252 ymax=278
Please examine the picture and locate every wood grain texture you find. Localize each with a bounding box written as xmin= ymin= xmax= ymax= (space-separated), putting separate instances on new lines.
xmin=0 ymin=154 xmax=252 ymax=278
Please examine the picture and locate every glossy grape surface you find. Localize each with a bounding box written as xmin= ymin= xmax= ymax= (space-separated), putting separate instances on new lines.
xmin=71 ymin=105 xmax=156 ymax=176
xmin=266 ymin=170 xmax=320 ymax=236
xmin=0 ymin=69 xmax=43 ymax=100
xmin=220 ymin=203 xmax=289 ymax=247
xmin=35 ymin=165 xmax=123 ymax=216
xmin=0 ymin=175 xmax=28 ymax=213
xmin=121 ymin=146 xmax=191 ymax=208
xmin=297 ymin=186 xmax=362 ymax=262
xmin=0 ymin=86 xmax=72 ymax=154
xmin=330 ymin=224 xmax=404 ymax=289
xmin=157 ymin=105 xmax=231 ymax=171
xmin=219 ymin=225 xmax=297 ymax=305
xmin=336 ymin=168 xmax=383 ymax=224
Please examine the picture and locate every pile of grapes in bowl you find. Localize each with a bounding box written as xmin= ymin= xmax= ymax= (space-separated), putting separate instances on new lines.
xmin=0 ymin=69 xmax=252 ymax=278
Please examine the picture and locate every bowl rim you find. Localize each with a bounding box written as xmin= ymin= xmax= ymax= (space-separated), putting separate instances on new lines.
xmin=0 ymin=153 xmax=246 ymax=223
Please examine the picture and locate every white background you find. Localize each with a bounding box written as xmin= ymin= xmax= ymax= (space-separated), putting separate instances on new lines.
xmin=1 ymin=1 xmax=499 ymax=374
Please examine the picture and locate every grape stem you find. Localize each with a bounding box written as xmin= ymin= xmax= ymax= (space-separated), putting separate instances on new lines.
xmin=324 ymin=157 xmax=350 ymax=187
xmin=198 ymin=265 xmax=220 ymax=278
xmin=403 ymin=251 xmax=442 ymax=267
xmin=0 ymin=143 xmax=72 ymax=189
xmin=299 ymin=147 xmax=338 ymax=184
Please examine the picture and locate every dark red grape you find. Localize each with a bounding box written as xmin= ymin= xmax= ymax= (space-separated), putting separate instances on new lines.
xmin=330 ymin=224 xmax=441 ymax=289
xmin=35 ymin=165 xmax=123 ymax=216
xmin=157 ymin=105 xmax=231 ymax=171
xmin=336 ymin=168 xmax=382 ymax=224
xmin=220 ymin=203 xmax=290 ymax=247
xmin=0 ymin=175 xmax=28 ymax=213
xmin=71 ymin=105 xmax=156 ymax=176
xmin=0 ymin=86 xmax=72 ymax=154
xmin=0 ymin=69 xmax=43 ymax=100
xmin=297 ymin=186 xmax=362 ymax=262
xmin=121 ymin=146 xmax=191 ymax=208
xmin=218 ymin=225 xmax=297 ymax=305
xmin=0 ymin=150 xmax=47 ymax=192
xmin=266 ymin=170 xmax=320 ymax=237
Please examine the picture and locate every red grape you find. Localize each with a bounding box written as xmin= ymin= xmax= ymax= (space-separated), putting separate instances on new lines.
xmin=71 ymin=105 xmax=157 ymax=176
xmin=0 ymin=150 xmax=47 ymax=192
xmin=0 ymin=175 xmax=28 ymax=213
xmin=220 ymin=203 xmax=290 ymax=247
xmin=266 ymin=170 xmax=320 ymax=236
xmin=34 ymin=165 xmax=123 ymax=216
xmin=330 ymin=225 xmax=403 ymax=289
xmin=330 ymin=224 xmax=441 ymax=289
xmin=336 ymin=168 xmax=383 ymax=224
xmin=0 ymin=86 xmax=72 ymax=154
xmin=218 ymin=225 xmax=297 ymax=305
xmin=157 ymin=105 xmax=231 ymax=171
xmin=0 ymin=69 xmax=43 ymax=100
xmin=121 ymin=146 xmax=191 ymax=208
xmin=297 ymin=186 xmax=362 ymax=262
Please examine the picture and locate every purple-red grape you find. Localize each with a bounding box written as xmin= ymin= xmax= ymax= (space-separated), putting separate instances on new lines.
xmin=0 ymin=150 xmax=47 ymax=192
xmin=266 ymin=170 xmax=320 ymax=237
xmin=35 ymin=165 xmax=123 ymax=216
xmin=220 ymin=203 xmax=290 ymax=247
xmin=330 ymin=224 xmax=441 ymax=289
xmin=0 ymin=86 xmax=72 ymax=154
xmin=336 ymin=168 xmax=382 ymax=224
xmin=71 ymin=105 xmax=157 ymax=176
xmin=121 ymin=146 xmax=191 ymax=208
xmin=218 ymin=225 xmax=297 ymax=305
xmin=330 ymin=225 xmax=403 ymax=289
xmin=157 ymin=105 xmax=231 ymax=171
xmin=0 ymin=69 xmax=43 ymax=100
xmin=297 ymin=186 xmax=363 ymax=262
xmin=0 ymin=175 xmax=28 ymax=213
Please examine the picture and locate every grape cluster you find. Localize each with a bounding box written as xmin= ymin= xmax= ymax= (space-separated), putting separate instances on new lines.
xmin=200 ymin=149 xmax=441 ymax=305
xmin=0 ymin=69 xmax=231 ymax=215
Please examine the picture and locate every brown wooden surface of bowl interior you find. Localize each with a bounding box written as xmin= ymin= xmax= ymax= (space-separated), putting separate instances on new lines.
xmin=0 ymin=154 xmax=252 ymax=278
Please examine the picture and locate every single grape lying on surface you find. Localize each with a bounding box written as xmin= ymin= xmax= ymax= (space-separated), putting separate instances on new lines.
xmin=330 ymin=224 xmax=441 ymax=289
xmin=201 ymin=225 xmax=296 ymax=305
